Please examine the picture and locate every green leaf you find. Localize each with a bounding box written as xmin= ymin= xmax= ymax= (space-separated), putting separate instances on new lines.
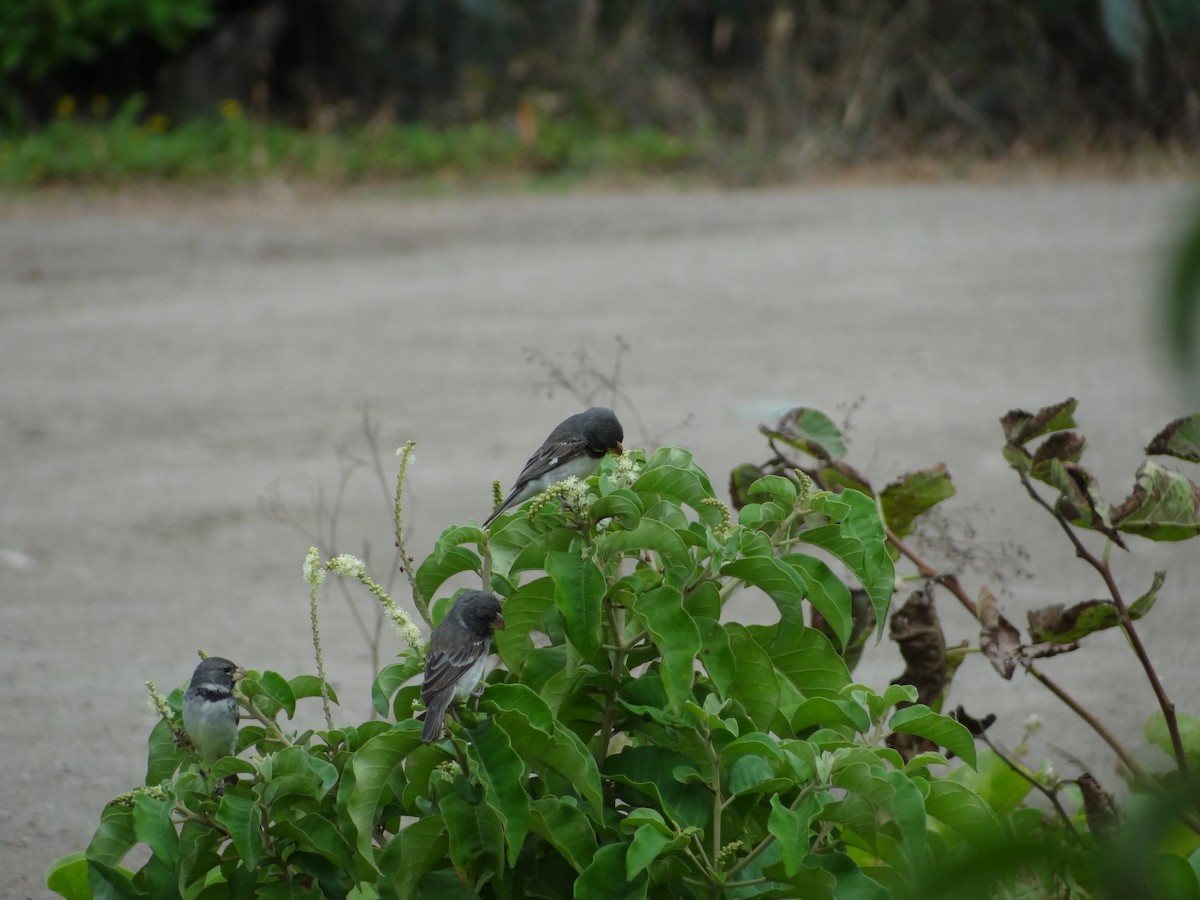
xmin=46 ymin=853 xmax=90 ymax=900
xmin=596 ymin=518 xmax=694 ymax=585
xmin=1111 ymin=461 xmax=1200 ymax=540
xmin=725 ymin=623 xmax=780 ymax=730
xmin=240 ymin=670 xmax=297 ymax=719
xmin=748 ymin=474 xmax=798 ymax=506
xmin=344 ymin=722 xmax=425 ymax=870
xmin=635 ymin=447 xmax=719 ymax=516
xmin=529 ymin=797 xmax=598 ymax=874
xmin=290 ymin=674 xmax=339 ymax=705
xmin=273 ymin=813 xmax=356 ymax=873
xmin=629 ymin=585 xmax=699 ymax=713
xmin=482 ymin=683 xmax=604 ymax=810
xmin=575 ymin=842 xmax=648 ymax=900
xmin=755 ymin=623 xmax=850 ymax=701
xmin=378 ymin=816 xmax=447 ymax=900
xmin=788 ymin=555 xmax=855 ymax=651
xmin=924 ymin=780 xmax=1004 ymax=848
xmin=1146 ymin=711 xmax=1200 ymax=772
xmin=132 ymin=793 xmax=178 ymax=870
xmin=792 ymin=696 xmax=870 ymax=734
xmin=721 ymin=556 xmax=812 ymax=639
xmin=1147 ymin=414 xmax=1200 ymax=462
xmin=468 ymin=718 xmax=530 ymax=868
xmin=606 ymin=747 xmax=710 ymax=830
xmin=440 ymin=785 xmax=503 ymax=881
xmin=626 ymin=824 xmax=684 ymax=880
xmin=85 ymin=859 xmax=140 ymax=900
xmin=695 ymin=615 xmax=735 ymax=699
xmin=215 ymin=793 xmax=262 ymax=869
xmin=889 ymin=705 xmax=977 ymax=768
xmin=768 ymin=791 xmax=830 ymax=877
xmin=761 ymin=407 xmax=847 ymax=460
xmin=591 ymin=489 xmax=644 ymax=530
xmin=880 ymin=464 xmax=956 ymax=538
xmin=145 ymin=718 xmax=187 ymax=786
xmin=86 ymin=803 xmax=136 ymax=867
xmin=492 ymin=576 xmax=556 ymax=670
xmin=415 ymin=546 xmax=481 ymax=604
xmin=727 ymin=755 xmax=790 ymax=798
xmin=803 ymin=490 xmax=894 ymax=636
xmin=546 ymin=551 xmax=605 ymax=659
xmin=371 ymin=656 xmax=424 ymax=718
xmin=1001 ymin=399 xmax=1078 ymax=446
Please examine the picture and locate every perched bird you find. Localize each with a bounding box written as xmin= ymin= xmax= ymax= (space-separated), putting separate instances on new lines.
xmin=484 ymin=406 xmax=624 ymax=527
xmin=182 ymin=656 xmax=244 ymax=762
xmin=421 ymin=591 xmax=506 ymax=743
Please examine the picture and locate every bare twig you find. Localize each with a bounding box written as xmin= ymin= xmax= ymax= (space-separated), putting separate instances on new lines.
xmin=1018 ymin=473 xmax=1189 ymax=778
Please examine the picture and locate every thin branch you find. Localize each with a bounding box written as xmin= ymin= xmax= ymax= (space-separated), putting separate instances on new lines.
xmin=979 ymin=734 xmax=1082 ymax=844
xmin=887 ymin=526 xmax=1151 ymax=784
xmin=1018 ymin=473 xmax=1189 ymax=778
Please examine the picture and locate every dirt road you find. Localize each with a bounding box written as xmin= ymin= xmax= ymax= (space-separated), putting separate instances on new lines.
xmin=3 ymin=178 xmax=1197 ymax=896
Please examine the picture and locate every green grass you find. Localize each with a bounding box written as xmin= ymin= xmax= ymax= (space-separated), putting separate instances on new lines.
xmin=0 ymin=99 xmax=710 ymax=187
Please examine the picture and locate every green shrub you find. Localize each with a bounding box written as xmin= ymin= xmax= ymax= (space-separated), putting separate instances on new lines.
xmin=46 ymin=400 xmax=1200 ymax=898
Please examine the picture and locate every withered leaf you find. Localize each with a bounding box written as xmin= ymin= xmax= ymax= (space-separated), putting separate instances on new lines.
xmin=729 ymin=463 xmax=766 ymax=511
xmin=951 ymin=705 xmax=996 ymax=737
xmin=760 ymin=407 xmax=846 ymax=461
xmin=1027 ymin=573 xmax=1162 ymax=643
xmin=1145 ymin=414 xmax=1200 ymax=463
xmin=880 ymin=463 xmax=956 ymax=538
xmin=979 ymin=586 xmax=1021 ymax=680
xmin=1000 ymin=398 xmax=1078 ymax=446
xmin=816 ymin=459 xmax=873 ymax=496
xmin=1031 ymin=431 xmax=1086 ymax=467
xmin=889 ymin=588 xmax=947 ymax=705
xmin=1111 ymin=461 xmax=1200 ymax=541
xmin=1028 ymin=600 xmax=1114 ymax=644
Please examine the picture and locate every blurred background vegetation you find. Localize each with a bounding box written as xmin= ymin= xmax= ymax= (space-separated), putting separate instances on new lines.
xmin=2 ymin=0 xmax=1199 ymax=184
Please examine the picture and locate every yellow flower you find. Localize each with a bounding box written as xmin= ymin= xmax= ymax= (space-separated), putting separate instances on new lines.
xmin=219 ymin=98 xmax=243 ymax=120
xmin=145 ymin=113 xmax=168 ymax=132
xmin=55 ymin=95 xmax=76 ymax=119
xmin=90 ymin=94 xmax=109 ymax=117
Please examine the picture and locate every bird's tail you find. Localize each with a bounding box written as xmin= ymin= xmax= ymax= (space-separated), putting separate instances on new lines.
xmin=482 ymin=488 xmax=520 ymax=529
xmin=421 ymin=693 xmax=454 ymax=743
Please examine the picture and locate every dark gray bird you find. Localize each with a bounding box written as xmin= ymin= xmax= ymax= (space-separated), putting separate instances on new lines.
xmin=182 ymin=656 xmax=244 ymax=762
xmin=484 ymin=406 xmax=624 ymax=527
xmin=421 ymin=591 xmax=506 ymax=743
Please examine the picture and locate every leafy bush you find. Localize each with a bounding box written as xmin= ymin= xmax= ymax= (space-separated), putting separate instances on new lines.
xmin=46 ymin=401 xmax=1200 ymax=898
xmin=0 ymin=0 xmax=212 ymax=82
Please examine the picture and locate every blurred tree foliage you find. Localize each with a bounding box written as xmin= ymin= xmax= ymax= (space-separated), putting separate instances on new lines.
xmin=4 ymin=0 xmax=1199 ymax=153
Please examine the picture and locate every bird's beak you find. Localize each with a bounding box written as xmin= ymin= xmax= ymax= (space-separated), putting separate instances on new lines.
xmin=232 ymin=666 xmax=246 ymax=683
xmin=611 ymin=443 xmax=624 ymax=456
xmin=492 ymin=614 xmax=506 ymax=631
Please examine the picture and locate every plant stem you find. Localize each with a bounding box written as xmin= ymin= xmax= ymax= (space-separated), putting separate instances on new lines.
xmin=240 ymin=694 xmax=294 ymax=747
xmin=701 ymin=722 xmax=723 ymax=884
xmin=725 ymin=785 xmax=815 ymax=880
xmin=393 ymin=440 xmax=426 ymax=623
xmin=1018 ymin=473 xmax=1190 ymax=778
xmin=595 ymin=600 xmax=628 ymax=766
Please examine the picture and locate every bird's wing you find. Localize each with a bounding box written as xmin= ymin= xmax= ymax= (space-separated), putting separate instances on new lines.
xmin=510 ymin=431 xmax=589 ymax=494
xmin=421 ymin=635 xmax=490 ymax=699
xmin=484 ymin=426 xmax=590 ymax=525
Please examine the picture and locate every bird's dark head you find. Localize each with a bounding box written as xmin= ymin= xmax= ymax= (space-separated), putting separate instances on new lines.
xmin=453 ymin=590 xmax=506 ymax=635
xmin=581 ymin=407 xmax=624 ymax=458
xmin=191 ymin=656 xmax=245 ymax=689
